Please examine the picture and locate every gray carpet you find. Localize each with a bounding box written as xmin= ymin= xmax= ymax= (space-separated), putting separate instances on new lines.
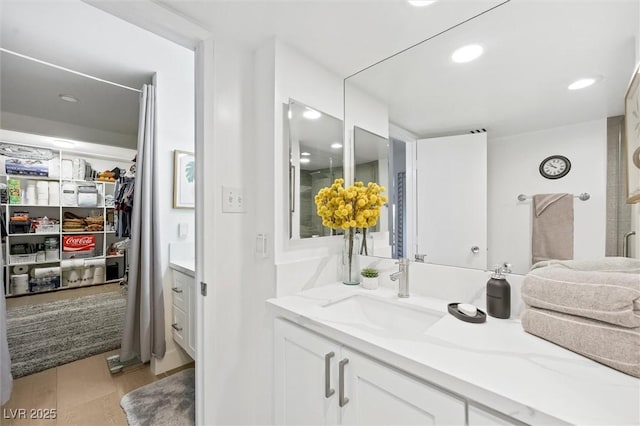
xmin=121 ymin=368 xmax=195 ymax=426
xmin=6 ymin=291 xmax=126 ymax=378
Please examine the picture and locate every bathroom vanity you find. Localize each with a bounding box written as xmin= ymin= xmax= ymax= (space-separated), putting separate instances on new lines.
xmin=169 ymin=257 xmax=196 ymax=360
xmin=268 ymin=284 xmax=639 ymax=425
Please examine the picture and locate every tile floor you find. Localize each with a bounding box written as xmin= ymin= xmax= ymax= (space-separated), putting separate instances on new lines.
xmin=2 ymin=350 xmax=195 ymax=426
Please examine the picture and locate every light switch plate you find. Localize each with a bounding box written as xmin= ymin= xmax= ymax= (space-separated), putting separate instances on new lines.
xmin=222 ymin=185 xmax=245 ymax=213
xmin=179 ymin=223 xmax=188 ymax=238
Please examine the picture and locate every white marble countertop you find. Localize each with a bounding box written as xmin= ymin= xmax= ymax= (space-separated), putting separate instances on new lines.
xmin=267 ymin=283 xmax=640 ymax=425
xmin=169 ymin=259 xmax=195 ymax=277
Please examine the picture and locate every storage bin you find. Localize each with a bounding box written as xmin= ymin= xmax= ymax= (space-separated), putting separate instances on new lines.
xmin=10 ymin=254 xmax=37 ymax=264
xmin=61 ymin=182 xmax=77 ymax=206
xmin=77 ymin=184 xmax=98 ymax=207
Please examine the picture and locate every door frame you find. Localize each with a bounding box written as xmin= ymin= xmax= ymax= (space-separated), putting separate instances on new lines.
xmin=81 ymin=2 xmax=215 ymax=424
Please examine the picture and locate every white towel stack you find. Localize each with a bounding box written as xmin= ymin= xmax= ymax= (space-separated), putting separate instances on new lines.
xmin=24 ymin=180 xmax=36 ymax=205
xmin=36 ymin=181 xmax=49 ymax=205
xmin=48 ymin=182 xmax=59 ymax=206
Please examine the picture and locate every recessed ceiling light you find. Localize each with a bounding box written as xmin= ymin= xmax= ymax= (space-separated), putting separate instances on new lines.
xmin=451 ymin=44 xmax=484 ymax=63
xmin=568 ymin=78 xmax=597 ymax=90
xmin=53 ymin=139 xmax=75 ymax=148
xmin=331 ymin=143 xmax=343 ymax=149
xmin=408 ymin=0 xmax=436 ymax=7
xmin=301 ymin=152 xmax=311 ymax=156
xmin=58 ymin=94 xmax=79 ymax=103
xmin=300 ymin=158 xmax=311 ymax=164
xmin=303 ymin=108 xmax=321 ymax=120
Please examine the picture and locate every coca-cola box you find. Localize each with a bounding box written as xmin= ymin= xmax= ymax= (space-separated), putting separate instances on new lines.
xmin=62 ymin=235 xmax=96 ymax=259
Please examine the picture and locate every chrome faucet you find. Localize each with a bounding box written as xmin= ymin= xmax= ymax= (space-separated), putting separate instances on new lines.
xmin=390 ymin=258 xmax=410 ymax=298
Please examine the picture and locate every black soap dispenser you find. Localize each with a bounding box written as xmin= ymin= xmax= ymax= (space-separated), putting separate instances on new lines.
xmin=486 ymin=266 xmax=511 ymax=319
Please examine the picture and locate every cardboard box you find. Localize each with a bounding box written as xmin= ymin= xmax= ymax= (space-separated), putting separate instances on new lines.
xmin=62 ymin=235 xmax=96 ymax=259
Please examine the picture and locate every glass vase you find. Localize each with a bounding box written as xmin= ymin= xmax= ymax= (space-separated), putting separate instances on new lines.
xmin=342 ymin=228 xmax=361 ymax=285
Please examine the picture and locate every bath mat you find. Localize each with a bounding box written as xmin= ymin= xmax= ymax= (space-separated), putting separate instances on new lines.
xmin=121 ymin=368 xmax=195 ymax=426
xmin=6 ymin=291 xmax=126 ymax=377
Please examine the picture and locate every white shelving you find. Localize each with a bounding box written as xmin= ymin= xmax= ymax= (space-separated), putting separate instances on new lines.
xmin=2 ymin=143 xmax=132 ymax=297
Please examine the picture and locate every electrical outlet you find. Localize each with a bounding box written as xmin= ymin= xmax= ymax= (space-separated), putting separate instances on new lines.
xmin=222 ymin=186 xmax=245 ymax=213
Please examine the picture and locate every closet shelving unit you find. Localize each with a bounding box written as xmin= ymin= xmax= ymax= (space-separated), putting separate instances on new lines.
xmin=1 ymin=143 xmax=132 ymax=297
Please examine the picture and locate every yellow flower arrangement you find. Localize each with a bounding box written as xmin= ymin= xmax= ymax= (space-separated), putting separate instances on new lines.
xmin=314 ymin=178 xmax=387 ymax=230
xmin=315 ymin=178 xmax=387 ymax=284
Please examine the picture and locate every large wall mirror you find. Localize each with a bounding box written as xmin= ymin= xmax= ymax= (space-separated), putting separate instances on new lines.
xmin=287 ymin=99 xmax=344 ymax=239
xmin=344 ymin=0 xmax=638 ymax=273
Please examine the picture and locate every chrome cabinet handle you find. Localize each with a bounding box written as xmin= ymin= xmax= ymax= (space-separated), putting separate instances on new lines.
xmin=171 ymin=287 xmax=183 ymax=293
xmin=339 ymin=358 xmax=349 ymax=407
xmin=471 ymin=246 xmax=480 ymax=254
xmin=171 ymin=323 xmax=183 ymax=331
xmin=324 ymin=352 xmax=335 ymax=398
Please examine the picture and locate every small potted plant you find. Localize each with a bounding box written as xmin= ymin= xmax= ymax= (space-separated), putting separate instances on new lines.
xmin=360 ymin=267 xmax=379 ymax=290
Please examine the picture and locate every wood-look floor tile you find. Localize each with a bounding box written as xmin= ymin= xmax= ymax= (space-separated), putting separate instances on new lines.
xmin=56 ymin=392 xmax=126 ymax=426
xmin=2 ymin=368 xmax=57 ymax=411
xmin=56 ymin=354 xmax=116 ymax=411
xmin=112 ymin=364 xmax=161 ymax=398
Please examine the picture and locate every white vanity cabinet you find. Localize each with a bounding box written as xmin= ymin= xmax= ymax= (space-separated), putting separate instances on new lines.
xmin=468 ymin=405 xmax=524 ymax=426
xmin=171 ymin=269 xmax=196 ymax=360
xmin=275 ymin=319 xmax=465 ymax=426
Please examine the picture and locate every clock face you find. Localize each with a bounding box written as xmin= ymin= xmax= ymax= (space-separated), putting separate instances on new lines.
xmin=539 ymin=155 xmax=571 ymax=179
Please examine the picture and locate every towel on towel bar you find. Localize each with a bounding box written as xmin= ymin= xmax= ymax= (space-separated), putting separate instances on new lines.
xmin=523 ymin=265 xmax=640 ymax=328
xmin=531 ymin=257 xmax=640 ymax=274
xmin=521 ymin=307 xmax=640 ymax=378
xmin=531 ymin=193 xmax=574 ymax=264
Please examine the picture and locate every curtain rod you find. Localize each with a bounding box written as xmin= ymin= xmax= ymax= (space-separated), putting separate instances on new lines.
xmin=0 ymin=48 xmax=142 ymax=94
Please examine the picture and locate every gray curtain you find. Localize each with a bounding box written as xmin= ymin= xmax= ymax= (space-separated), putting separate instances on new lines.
xmin=120 ymin=84 xmax=166 ymax=363
xmin=1 ymin=248 xmax=13 ymax=405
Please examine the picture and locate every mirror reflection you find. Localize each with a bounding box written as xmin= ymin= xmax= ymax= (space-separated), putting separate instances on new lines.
xmin=345 ymin=0 xmax=638 ymax=273
xmin=287 ymin=99 xmax=344 ymax=239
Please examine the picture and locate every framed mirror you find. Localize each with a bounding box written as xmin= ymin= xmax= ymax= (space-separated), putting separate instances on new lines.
xmin=345 ymin=0 xmax=638 ymax=272
xmin=286 ymin=99 xmax=344 ymax=239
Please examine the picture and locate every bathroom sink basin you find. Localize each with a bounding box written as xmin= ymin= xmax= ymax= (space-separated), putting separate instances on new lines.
xmin=321 ymin=295 xmax=444 ymax=337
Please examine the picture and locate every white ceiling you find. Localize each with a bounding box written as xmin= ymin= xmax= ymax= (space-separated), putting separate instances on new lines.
xmin=158 ymin=0 xmax=506 ymax=77
xmin=347 ymin=0 xmax=639 ymax=138
xmin=0 ymin=1 xmax=157 ymax=149
xmin=0 ymin=51 xmax=143 ymax=147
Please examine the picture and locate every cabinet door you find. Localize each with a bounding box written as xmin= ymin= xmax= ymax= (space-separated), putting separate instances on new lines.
xmin=468 ymin=405 xmax=523 ymax=426
xmin=186 ymin=276 xmax=196 ymax=359
xmin=172 ymin=271 xmax=189 ymax=311
xmin=340 ymin=348 xmax=465 ymax=426
xmin=275 ymin=319 xmax=341 ymax=426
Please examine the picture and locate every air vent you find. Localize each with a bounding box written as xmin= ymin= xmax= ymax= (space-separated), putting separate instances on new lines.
xmin=470 ymin=128 xmax=487 ymax=134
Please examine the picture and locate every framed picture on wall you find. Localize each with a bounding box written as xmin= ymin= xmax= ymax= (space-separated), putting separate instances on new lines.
xmin=174 ymin=150 xmax=195 ymax=209
xmin=624 ymin=63 xmax=640 ymax=203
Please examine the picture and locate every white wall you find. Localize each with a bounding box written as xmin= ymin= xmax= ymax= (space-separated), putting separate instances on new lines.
xmin=488 ymin=119 xmax=607 ymax=273
xmin=2 ymin=1 xmax=196 ymax=374
xmin=273 ymin=40 xmax=345 ymax=263
xmin=196 ymin=40 xmax=260 ymax=425
xmin=0 ymin=111 xmax=137 ymax=149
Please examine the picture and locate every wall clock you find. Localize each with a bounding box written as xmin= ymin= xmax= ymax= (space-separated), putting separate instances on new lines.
xmin=539 ymin=155 xmax=571 ymax=179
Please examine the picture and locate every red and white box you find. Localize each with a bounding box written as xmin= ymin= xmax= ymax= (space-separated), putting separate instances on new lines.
xmin=62 ymin=235 xmax=96 ymax=259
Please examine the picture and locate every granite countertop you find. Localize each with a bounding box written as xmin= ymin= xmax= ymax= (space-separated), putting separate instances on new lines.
xmin=169 ymin=259 xmax=195 ymax=277
xmin=267 ymin=283 xmax=640 ymax=425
